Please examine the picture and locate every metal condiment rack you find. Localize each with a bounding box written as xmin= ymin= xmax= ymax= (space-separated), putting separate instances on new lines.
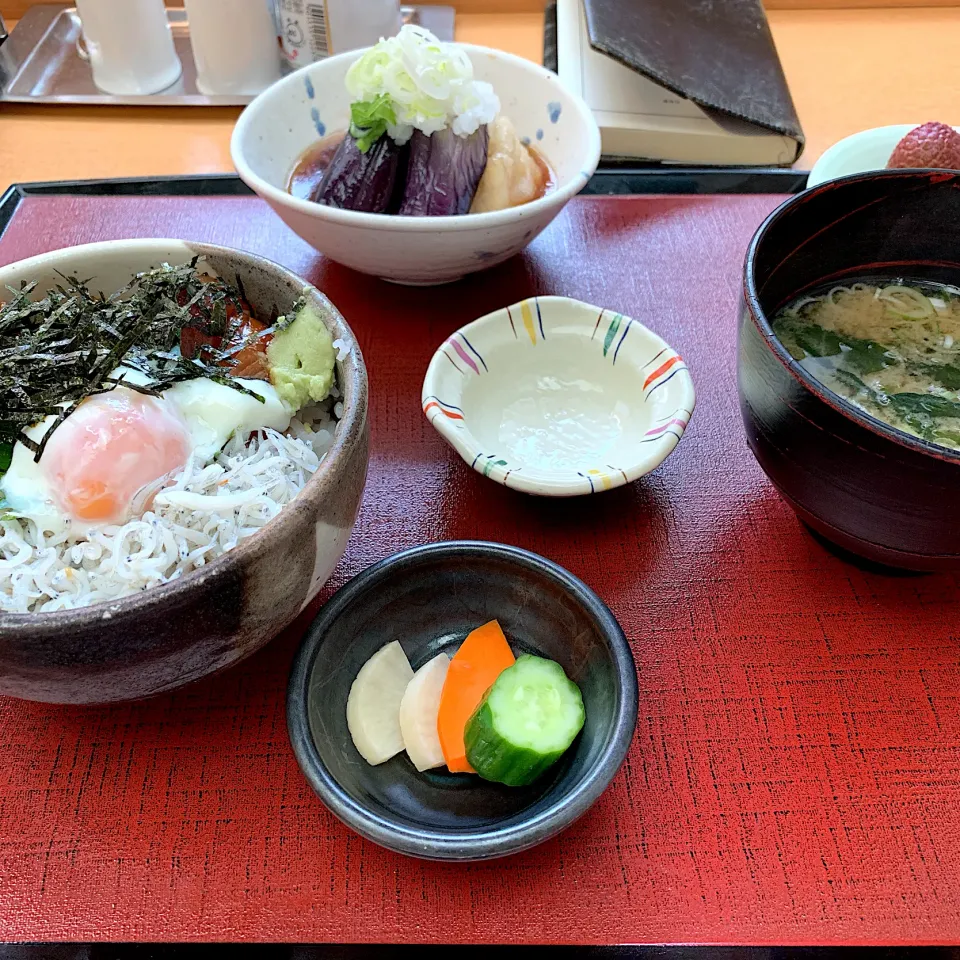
xmin=0 ymin=4 xmax=455 ymax=107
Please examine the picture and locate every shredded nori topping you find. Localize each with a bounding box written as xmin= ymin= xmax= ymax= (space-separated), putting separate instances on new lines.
xmin=0 ymin=258 xmax=265 ymax=463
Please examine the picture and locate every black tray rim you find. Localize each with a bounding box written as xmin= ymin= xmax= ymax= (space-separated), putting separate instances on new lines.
xmin=0 ymin=169 xmax=808 ymax=245
xmin=0 ymin=943 xmax=957 ymax=957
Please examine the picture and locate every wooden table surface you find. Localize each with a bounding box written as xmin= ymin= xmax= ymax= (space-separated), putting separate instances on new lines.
xmin=0 ymin=6 xmax=959 ymax=185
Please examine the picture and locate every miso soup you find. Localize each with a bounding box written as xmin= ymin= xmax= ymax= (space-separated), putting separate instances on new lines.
xmin=773 ymin=280 xmax=960 ymax=451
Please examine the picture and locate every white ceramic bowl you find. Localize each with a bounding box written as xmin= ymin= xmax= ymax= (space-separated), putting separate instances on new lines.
xmin=808 ymin=124 xmax=960 ymax=187
xmin=422 ymin=296 xmax=696 ymax=496
xmin=231 ymin=45 xmax=601 ymax=285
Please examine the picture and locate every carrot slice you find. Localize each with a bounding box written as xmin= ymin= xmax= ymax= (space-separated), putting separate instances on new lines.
xmin=437 ymin=620 xmax=516 ymax=773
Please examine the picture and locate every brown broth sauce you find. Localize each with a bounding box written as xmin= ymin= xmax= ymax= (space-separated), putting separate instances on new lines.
xmin=287 ymin=132 xmax=556 ymax=207
xmin=529 ymin=145 xmax=556 ymax=200
xmin=287 ymin=131 xmax=346 ymax=201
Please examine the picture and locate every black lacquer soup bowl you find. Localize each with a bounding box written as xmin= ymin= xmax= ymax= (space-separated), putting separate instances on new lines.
xmin=739 ymin=169 xmax=960 ymax=570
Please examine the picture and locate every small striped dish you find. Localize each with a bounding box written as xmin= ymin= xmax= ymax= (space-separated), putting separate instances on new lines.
xmin=421 ymin=296 xmax=695 ymax=497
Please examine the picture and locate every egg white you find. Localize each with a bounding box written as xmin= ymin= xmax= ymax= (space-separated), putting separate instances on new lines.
xmin=162 ymin=377 xmax=291 ymax=464
xmin=1 ymin=415 xmax=71 ymax=537
xmin=0 ymin=372 xmax=292 ymax=538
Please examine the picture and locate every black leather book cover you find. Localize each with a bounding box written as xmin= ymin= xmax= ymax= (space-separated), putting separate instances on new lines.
xmin=581 ymin=0 xmax=803 ymax=145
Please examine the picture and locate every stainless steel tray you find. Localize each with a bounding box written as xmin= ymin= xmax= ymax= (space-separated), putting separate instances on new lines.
xmin=0 ymin=3 xmax=455 ymax=106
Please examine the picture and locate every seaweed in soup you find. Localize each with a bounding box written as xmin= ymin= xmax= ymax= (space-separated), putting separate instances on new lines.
xmin=772 ymin=279 xmax=960 ymax=451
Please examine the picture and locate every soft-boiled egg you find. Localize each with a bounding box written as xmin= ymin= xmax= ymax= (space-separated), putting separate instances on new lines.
xmin=0 ymin=374 xmax=292 ymax=537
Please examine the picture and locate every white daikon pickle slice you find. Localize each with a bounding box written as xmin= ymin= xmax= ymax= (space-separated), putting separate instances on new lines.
xmin=346 ymin=640 xmax=414 ymax=765
xmin=399 ymin=652 xmax=451 ymax=772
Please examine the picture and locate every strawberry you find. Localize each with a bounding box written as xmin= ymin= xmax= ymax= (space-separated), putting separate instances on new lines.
xmin=888 ymin=121 xmax=960 ymax=170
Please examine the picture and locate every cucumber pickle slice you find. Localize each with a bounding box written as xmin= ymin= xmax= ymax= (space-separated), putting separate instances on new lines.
xmin=463 ymin=654 xmax=585 ymax=786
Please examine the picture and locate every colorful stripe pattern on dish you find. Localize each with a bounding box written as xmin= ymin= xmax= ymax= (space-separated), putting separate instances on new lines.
xmin=642 ymin=407 xmax=693 ymax=444
xmin=506 ymin=298 xmax=546 ymax=345
xmin=471 ymin=453 xmax=517 ymax=483
xmin=641 ymin=347 xmax=688 ymax=398
xmin=423 ymin=395 xmax=465 ymax=426
xmin=441 ymin=331 xmax=488 ymax=376
xmin=575 ymin=467 xmax=629 ymax=493
xmin=577 ymin=468 xmax=611 ymax=493
xmin=591 ymin=310 xmax=634 ymax=364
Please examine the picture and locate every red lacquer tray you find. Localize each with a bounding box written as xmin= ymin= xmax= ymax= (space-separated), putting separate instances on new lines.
xmin=0 ymin=183 xmax=959 ymax=945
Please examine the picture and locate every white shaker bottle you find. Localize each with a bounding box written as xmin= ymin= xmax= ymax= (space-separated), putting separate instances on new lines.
xmin=75 ymin=0 xmax=182 ymax=96
xmin=276 ymin=0 xmax=402 ymax=70
xmin=184 ymin=0 xmax=281 ymax=96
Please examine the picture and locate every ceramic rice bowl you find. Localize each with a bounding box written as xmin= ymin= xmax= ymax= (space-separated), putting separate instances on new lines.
xmin=0 ymin=240 xmax=368 ymax=704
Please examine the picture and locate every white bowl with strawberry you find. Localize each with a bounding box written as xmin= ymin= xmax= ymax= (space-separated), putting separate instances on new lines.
xmin=808 ymin=121 xmax=960 ymax=188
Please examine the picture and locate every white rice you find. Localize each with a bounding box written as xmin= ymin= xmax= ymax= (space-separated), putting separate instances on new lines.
xmin=0 ymin=404 xmax=339 ymax=615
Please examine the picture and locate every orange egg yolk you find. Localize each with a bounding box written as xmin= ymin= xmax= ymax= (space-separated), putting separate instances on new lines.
xmin=41 ymin=388 xmax=192 ymax=526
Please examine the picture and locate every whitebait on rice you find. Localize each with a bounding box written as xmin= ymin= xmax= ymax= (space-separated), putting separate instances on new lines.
xmin=0 ymin=410 xmax=336 ymax=613
xmin=0 ymin=259 xmax=348 ymax=614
